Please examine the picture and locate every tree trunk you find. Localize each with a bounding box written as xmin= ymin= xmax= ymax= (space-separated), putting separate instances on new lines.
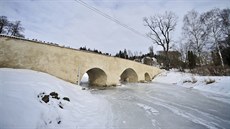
xmin=217 ymin=43 xmax=224 ymax=67
xmin=214 ymin=35 xmax=224 ymax=67
xmin=165 ymin=51 xmax=170 ymax=70
xmin=0 ymin=26 xmax=3 ymax=34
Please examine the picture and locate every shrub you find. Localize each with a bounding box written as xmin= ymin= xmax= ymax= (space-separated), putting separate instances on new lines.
xmin=191 ymin=66 xmax=230 ymax=76
xmin=205 ymin=78 xmax=215 ymax=84
xmin=183 ymin=76 xmax=197 ymax=84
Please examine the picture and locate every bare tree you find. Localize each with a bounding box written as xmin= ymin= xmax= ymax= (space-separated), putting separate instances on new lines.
xmin=0 ymin=16 xmax=25 ymax=38
xmin=201 ymin=8 xmax=230 ymax=67
xmin=0 ymin=16 xmax=9 ymax=34
xmin=219 ymin=8 xmax=230 ymax=40
xmin=6 ymin=22 xmax=13 ymax=35
xmin=127 ymin=50 xmax=133 ymax=58
xmin=182 ymin=10 xmax=207 ymax=65
xmin=8 ymin=21 xmax=25 ymax=38
xmin=175 ymin=39 xmax=190 ymax=62
xmin=144 ymin=11 xmax=178 ymax=68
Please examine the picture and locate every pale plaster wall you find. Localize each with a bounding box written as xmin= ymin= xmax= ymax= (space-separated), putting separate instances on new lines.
xmin=0 ymin=36 xmax=161 ymax=86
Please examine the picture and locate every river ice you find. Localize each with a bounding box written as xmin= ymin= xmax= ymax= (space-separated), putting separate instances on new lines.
xmin=91 ymin=83 xmax=230 ymax=129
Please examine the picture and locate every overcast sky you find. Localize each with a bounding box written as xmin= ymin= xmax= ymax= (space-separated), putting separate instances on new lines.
xmin=1 ymin=0 xmax=229 ymax=55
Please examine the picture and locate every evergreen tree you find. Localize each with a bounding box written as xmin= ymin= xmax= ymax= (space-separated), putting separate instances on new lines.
xmin=124 ymin=49 xmax=128 ymax=59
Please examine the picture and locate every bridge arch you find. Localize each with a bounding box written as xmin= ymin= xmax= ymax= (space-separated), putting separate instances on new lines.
xmin=82 ymin=67 xmax=107 ymax=86
xmin=120 ymin=68 xmax=138 ymax=83
xmin=144 ymin=72 xmax=151 ymax=82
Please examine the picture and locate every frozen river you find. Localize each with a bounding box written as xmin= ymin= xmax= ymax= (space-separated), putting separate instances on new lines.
xmin=91 ymin=82 xmax=230 ymax=129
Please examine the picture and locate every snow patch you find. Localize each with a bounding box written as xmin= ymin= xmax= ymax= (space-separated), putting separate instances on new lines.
xmin=0 ymin=68 xmax=112 ymax=129
xmin=154 ymin=70 xmax=230 ymax=96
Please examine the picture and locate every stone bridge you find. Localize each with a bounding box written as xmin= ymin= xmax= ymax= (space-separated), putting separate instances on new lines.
xmin=0 ymin=35 xmax=161 ymax=86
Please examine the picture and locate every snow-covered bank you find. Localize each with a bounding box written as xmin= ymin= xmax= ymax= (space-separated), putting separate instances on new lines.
xmin=154 ymin=70 xmax=230 ymax=96
xmin=1 ymin=68 xmax=230 ymax=129
xmin=0 ymin=68 xmax=112 ymax=129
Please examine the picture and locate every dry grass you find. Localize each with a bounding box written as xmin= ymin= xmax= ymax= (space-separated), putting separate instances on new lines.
xmin=183 ymin=76 xmax=197 ymax=84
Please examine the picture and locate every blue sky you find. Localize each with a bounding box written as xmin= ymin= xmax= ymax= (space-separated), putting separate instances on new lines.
xmin=1 ymin=0 xmax=229 ymax=55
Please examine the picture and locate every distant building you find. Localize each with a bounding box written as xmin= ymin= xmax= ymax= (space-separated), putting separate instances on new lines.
xmin=141 ymin=56 xmax=158 ymax=66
